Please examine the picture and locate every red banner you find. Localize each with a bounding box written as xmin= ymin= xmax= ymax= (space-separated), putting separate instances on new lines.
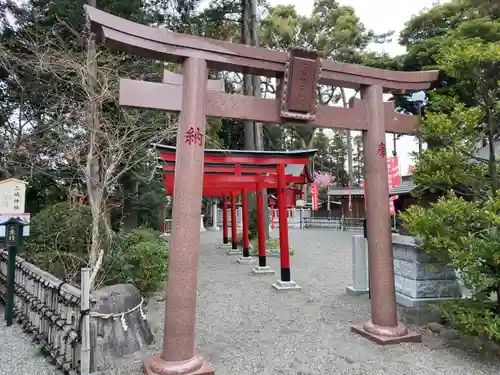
xmin=363 ymin=156 xmax=401 ymax=215
xmin=311 ymin=183 xmax=319 ymax=211
xmin=387 ymin=156 xmax=401 ymax=189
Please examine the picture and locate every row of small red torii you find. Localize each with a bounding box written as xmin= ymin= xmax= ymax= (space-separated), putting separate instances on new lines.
xmin=158 ymin=144 xmax=316 ymax=279
xmin=86 ymin=5 xmax=438 ymax=375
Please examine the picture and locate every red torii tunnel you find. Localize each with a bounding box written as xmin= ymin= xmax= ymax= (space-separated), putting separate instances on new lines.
xmin=156 ymin=144 xmax=317 ymax=283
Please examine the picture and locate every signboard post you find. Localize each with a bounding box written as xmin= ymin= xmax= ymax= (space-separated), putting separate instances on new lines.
xmin=296 ymin=199 xmax=305 ymax=230
xmin=1 ymin=217 xmax=27 ymax=326
xmin=311 ymin=184 xmax=319 ymax=211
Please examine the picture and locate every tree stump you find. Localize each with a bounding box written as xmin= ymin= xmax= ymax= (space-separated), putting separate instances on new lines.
xmin=90 ymin=284 xmax=154 ymax=369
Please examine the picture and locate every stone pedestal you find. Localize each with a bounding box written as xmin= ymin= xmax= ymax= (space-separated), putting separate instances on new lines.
xmin=226 ymin=248 xmax=240 ymax=255
xmin=392 ymin=235 xmax=461 ymax=325
xmin=272 ymin=280 xmax=302 ymax=292
xmin=144 ymin=355 xmax=214 ymax=375
xmin=219 ymin=238 xmax=232 ymax=248
xmin=200 ymin=215 xmax=206 ymax=232
xmin=210 ymin=202 xmax=219 ymax=231
xmin=346 ymin=235 xmax=369 ymax=296
xmin=251 ymin=266 xmax=275 ymax=275
xmin=236 ymin=256 xmax=255 ymax=264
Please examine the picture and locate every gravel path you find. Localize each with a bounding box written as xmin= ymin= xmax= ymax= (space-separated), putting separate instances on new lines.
xmin=107 ymin=229 xmax=500 ymax=375
xmin=0 ymin=310 xmax=58 ymax=375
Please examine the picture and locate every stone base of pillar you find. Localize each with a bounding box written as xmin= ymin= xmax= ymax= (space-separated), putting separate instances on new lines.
xmin=236 ymin=256 xmax=255 ymax=264
xmin=143 ymin=354 xmax=214 ymax=375
xmin=271 ymin=280 xmax=302 ymax=292
xmin=345 ymin=285 xmax=369 ymax=296
xmin=350 ymin=321 xmax=421 ymax=345
xmin=251 ymin=266 xmax=275 ymax=275
xmin=219 ymin=243 xmax=231 ymax=249
xmin=226 ymin=248 xmax=241 ymax=255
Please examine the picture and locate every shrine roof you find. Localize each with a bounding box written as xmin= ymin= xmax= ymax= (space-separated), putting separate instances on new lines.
xmin=154 ymin=144 xmax=317 ymax=159
xmin=155 ymin=144 xmax=317 ymax=186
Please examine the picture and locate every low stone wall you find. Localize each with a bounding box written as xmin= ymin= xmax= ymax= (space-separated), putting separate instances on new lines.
xmin=392 ymin=235 xmax=461 ymax=325
xmin=345 ymin=235 xmax=462 ymax=325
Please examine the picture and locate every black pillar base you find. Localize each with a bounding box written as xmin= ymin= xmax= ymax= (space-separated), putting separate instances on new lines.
xmin=259 ymin=255 xmax=266 ymax=267
xmin=243 ymin=248 xmax=250 ymax=257
xmin=223 ymin=236 xmax=229 ymax=244
xmin=232 ymin=242 xmax=238 ymax=250
xmin=280 ymin=267 xmax=291 ymax=282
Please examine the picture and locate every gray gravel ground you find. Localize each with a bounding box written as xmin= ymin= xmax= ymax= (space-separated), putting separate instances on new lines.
xmin=0 ymin=310 xmax=59 ymax=375
xmin=104 ymin=229 xmax=500 ymax=375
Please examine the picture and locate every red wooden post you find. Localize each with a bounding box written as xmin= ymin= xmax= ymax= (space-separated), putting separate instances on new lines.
xmin=256 ymin=184 xmax=266 ymax=264
xmin=222 ymin=196 xmax=229 ymax=245
xmin=241 ymin=188 xmax=250 ymax=258
xmin=250 ymin=182 xmax=274 ymax=274
xmin=277 ymin=164 xmax=290 ymax=281
xmin=230 ymin=192 xmax=238 ymax=250
xmin=271 ymin=204 xmax=275 ymax=229
xmin=271 ymin=164 xmax=300 ymax=290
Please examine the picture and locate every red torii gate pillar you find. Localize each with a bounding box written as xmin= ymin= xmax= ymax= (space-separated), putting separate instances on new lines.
xmin=235 ymin=188 xmax=256 ymax=264
xmin=220 ymin=196 xmax=230 ymax=248
xmin=251 ymin=182 xmax=275 ymax=275
xmin=226 ymin=192 xmax=240 ymax=255
xmin=271 ymin=163 xmax=300 ymax=290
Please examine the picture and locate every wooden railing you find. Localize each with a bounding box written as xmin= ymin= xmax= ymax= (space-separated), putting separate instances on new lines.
xmin=0 ymin=250 xmax=90 ymax=375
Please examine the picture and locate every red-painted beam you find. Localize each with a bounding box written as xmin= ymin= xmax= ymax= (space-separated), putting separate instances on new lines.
xmin=162 ymin=164 xmax=279 ymax=174
xmin=162 ymin=174 xmax=306 ymax=186
xmin=159 ymin=152 xmax=310 ymax=166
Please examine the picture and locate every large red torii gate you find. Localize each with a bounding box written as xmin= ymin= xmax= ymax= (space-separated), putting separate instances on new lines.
xmin=157 ymin=144 xmax=315 ymax=279
xmin=86 ymin=5 xmax=439 ymax=375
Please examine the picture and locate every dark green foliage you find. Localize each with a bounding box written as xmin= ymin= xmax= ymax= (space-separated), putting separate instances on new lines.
xmin=25 ymin=202 xmax=92 ymax=255
xmin=103 ymin=228 xmax=168 ymax=298
xmin=248 ymin=209 xmax=258 ymax=240
xmin=23 ymin=202 xmax=93 ymax=281
xmin=23 ymin=202 xmax=167 ymax=297
xmin=433 ymin=299 xmax=500 ymax=342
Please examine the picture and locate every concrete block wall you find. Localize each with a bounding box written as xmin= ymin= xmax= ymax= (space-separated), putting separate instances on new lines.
xmin=392 ymin=235 xmax=461 ymax=304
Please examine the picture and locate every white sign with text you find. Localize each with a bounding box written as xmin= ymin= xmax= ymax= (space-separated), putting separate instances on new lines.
xmin=0 ymin=178 xmax=27 ymax=214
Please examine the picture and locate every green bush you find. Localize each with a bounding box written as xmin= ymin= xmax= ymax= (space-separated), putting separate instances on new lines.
xmin=24 ymin=203 xmax=167 ymax=298
xmin=103 ymin=228 xmax=168 ymax=298
xmin=23 ymin=202 xmax=92 ymax=279
xmin=248 ymin=209 xmax=258 ymax=239
xmin=249 ymin=237 xmax=294 ymax=256
xmin=403 ymin=194 xmax=500 ymax=342
xmin=25 ymin=202 xmax=92 ymax=255
xmin=432 ymin=299 xmax=500 ymax=342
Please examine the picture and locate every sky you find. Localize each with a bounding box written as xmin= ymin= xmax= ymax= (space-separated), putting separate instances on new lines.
xmin=267 ymin=0 xmax=448 ymax=175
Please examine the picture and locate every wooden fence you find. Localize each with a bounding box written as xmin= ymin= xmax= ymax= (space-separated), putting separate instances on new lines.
xmin=303 ymin=217 xmax=364 ymax=231
xmin=0 ymin=249 xmax=91 ymax=375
